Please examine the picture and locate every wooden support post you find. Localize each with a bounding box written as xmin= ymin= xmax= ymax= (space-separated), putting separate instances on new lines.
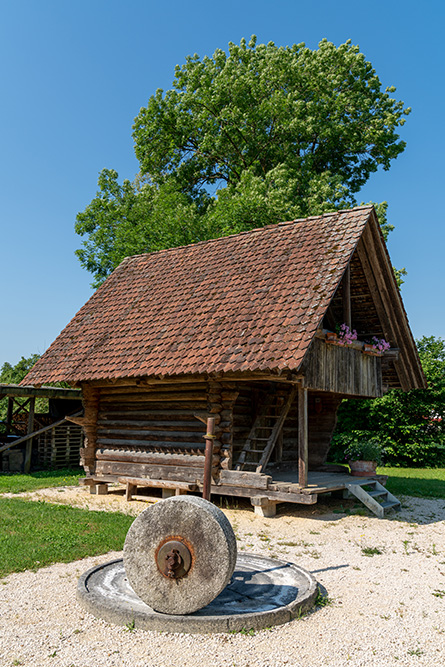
xmin=251 ymin=496 xmax=278 ymax=518
xmin=203 ymin=417 xmax=216 ymax=501
xmin=24 ymin=397 xmax=35 ymax=473
xmin=342 ymin=264 xmax=351 ymax=329
xmin=298 ymin=384 xmax=308 ymax=489
xmin=162 ymin=488 xmax=176 ymax=499
xmin=5 ymin=397 xmax=13 ymax=436
xmin=126 ymin=482 xmax=137 ymax=501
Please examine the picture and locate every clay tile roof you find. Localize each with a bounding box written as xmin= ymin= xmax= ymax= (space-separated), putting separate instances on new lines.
xmin=24 ymin=206 xmax=373 ymax=384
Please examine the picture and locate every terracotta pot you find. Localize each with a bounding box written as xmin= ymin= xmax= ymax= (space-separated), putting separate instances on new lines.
xmin=348 ymin=460 xmax=378 ymax=477
xmin=363 ymin=343 xmax=381 ymax=356
xmin=326 ymin=332 xmax=338 ymax=342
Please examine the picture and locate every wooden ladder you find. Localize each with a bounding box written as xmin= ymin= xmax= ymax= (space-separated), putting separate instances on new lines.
xmin=235 ymin=387 xmax=297 ymax=473
xmin=345 ymin=480 xmax=401 ymax=518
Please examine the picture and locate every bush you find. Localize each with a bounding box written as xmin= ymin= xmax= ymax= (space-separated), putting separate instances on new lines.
xmin=331 ymin=336 xmax=445 ymax=468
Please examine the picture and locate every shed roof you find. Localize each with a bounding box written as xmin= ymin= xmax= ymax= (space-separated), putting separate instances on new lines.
xmin=23 ymin=206 xmax=422 ymax=387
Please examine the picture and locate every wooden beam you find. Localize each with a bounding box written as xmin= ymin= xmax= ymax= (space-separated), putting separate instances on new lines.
xmin=219 ymin=469 xmax=271 ymax=489
xmin=0 ymin=384 xmax=81 ymax=399
xmin=363 ymin=219 xmax=423 ymax=389
xmin=23 ymin=397 xmax=35 ymax=473
xmin=298 ymin=384 xmax=308 ymax=488
xmin=5 ymin=397 xmax=13 ymax=436
xmin=87 ymin=371 xmax=304 ymax=389
xmin=118 ymin=476 xmax=198 ymax=491
xmin=356 ymin=235 xmax=411 ymax=390
xmin=342 ymin=264 xmax=351 ymax=329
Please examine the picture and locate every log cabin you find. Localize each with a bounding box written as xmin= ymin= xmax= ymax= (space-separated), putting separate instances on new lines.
xmin=23 ymin=206 xmax=425 ymax=516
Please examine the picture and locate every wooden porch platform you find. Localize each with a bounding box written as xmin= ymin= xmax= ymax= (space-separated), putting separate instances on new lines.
xmin=83 ymin=466 xmax=389 ymax=517
xmin=269 ymin=468 xmax=376 ymax=494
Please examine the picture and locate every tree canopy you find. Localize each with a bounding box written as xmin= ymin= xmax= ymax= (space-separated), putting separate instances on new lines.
xmin=75 ymin=37 xmax=410 ymax=287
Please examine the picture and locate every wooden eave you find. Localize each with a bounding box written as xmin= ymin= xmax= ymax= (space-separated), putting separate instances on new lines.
xmin=0 ymin=384 xmax=82 ymax=400
xmin=357 ymin=210 xmax=425 ymax=391
xmin=83 ymin=369 xmax=304 ymax=389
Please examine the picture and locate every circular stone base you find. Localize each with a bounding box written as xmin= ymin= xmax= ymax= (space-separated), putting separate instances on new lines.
xmin=77 ymin=554 xmax=318 ymax=634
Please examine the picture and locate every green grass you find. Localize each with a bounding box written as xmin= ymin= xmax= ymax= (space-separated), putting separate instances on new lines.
xmin=0 ymin=468 xmax=83 ymax=494
xmin=0 ymin=498 xmax=133 ymax=578
xmin=377 ymin=467 xmax=445 ymax=499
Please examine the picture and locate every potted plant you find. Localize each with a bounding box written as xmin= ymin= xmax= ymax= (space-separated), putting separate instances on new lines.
xmin=337 ymin=323 xmax=358 ymax=346
xmin=344 ymin=439 xmax=384 ymax=476
xmin=326 ymin=324 xmax=358 ymax=345
xmin=363 ymin=336 xmax=391 ymax=356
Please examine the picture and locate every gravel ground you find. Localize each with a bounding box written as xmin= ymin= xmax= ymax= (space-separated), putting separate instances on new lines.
xmin=0 ymin=487 xmax=444 ymax=667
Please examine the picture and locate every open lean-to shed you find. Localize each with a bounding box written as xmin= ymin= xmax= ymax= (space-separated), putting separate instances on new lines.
xmin=23 ymin=206 xmax=425 ymax=516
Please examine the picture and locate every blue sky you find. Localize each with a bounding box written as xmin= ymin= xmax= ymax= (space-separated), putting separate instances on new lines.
xmin=1 ymin=0 xmax=444 ymax=366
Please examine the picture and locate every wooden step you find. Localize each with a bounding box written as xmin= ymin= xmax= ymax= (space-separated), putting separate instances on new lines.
xmin=346 ymin=480 xmax=401 ymax=518
xmin=381 ymin=500 xmax=401 ymax=509
xmin=368 ymin=489 xmax=387 ymax=498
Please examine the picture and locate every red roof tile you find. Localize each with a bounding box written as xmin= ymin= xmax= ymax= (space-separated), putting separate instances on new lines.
xmin=24 ymin=207 xmax=373 ymax=384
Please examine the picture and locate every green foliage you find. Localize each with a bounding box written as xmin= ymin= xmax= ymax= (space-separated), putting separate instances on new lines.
xmin=75 ymin=170 xmax=210 ymax=288
xmin=76 ymin=37 xmax=410 ymax=286
xmin=0 ymin=354 xmax=40 ymax=385
xmin=361 ymin=546 xmax=383 ymax=556
xmin=0 ymin=498 xmax=133 ymax=577
xmin=332 ymin=336 xmax=445 ymax=467
xmin=344 ymin=439 xmax=384 ymax=465
xmin=315 ymin=587 xmax=333 ymax=608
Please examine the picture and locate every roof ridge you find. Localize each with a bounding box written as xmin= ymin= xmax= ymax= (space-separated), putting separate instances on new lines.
xmin=121 ymin=205 xmax=374 ymax=266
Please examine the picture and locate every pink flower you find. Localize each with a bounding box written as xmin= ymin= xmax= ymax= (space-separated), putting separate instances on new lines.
xmin=338 ymin=324 xmax=358 ymax=346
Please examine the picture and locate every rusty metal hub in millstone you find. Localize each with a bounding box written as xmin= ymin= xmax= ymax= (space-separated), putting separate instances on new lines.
xmin=156 ymin=538 xmax=192 ymax=579
xmin=123 ymin=496 xmax=237 ymax=615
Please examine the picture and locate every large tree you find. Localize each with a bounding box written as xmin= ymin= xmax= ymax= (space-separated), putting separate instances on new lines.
xmin=76 ymin=37 xmax=410 ymax=287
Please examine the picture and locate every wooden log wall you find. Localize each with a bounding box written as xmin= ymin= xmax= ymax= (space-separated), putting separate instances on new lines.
xmin=207 ymin=380 xmax=239 ymax=471
xmin=92 ymin=381 xmax=207 ymax=481
xmin=80 ymin=385 xmax=99 ymax=474
xmin=85 ymin=380 xmax=239 ymax=485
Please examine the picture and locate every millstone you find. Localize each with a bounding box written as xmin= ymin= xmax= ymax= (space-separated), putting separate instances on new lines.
xmin=123 ymin=495 xmax=237 ymax=615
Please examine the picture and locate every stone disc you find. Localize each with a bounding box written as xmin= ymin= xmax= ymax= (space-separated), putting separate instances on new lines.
xmin=123 ymin=496 xmax=237 ymax=615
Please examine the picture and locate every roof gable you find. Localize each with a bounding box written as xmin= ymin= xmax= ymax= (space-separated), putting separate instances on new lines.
xmin=24 ymin=206 xmax=419 ymax=385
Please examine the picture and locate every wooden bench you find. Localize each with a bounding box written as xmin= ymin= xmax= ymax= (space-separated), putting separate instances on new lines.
xmin=118 ymin=476 xmax=199 ymax=501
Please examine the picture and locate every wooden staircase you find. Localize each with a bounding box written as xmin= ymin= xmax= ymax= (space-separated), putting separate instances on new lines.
xmin=235 ymin=387 xmax=297 ymax=473
xmin=345 ymin=479 xmax=401 ymax=518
